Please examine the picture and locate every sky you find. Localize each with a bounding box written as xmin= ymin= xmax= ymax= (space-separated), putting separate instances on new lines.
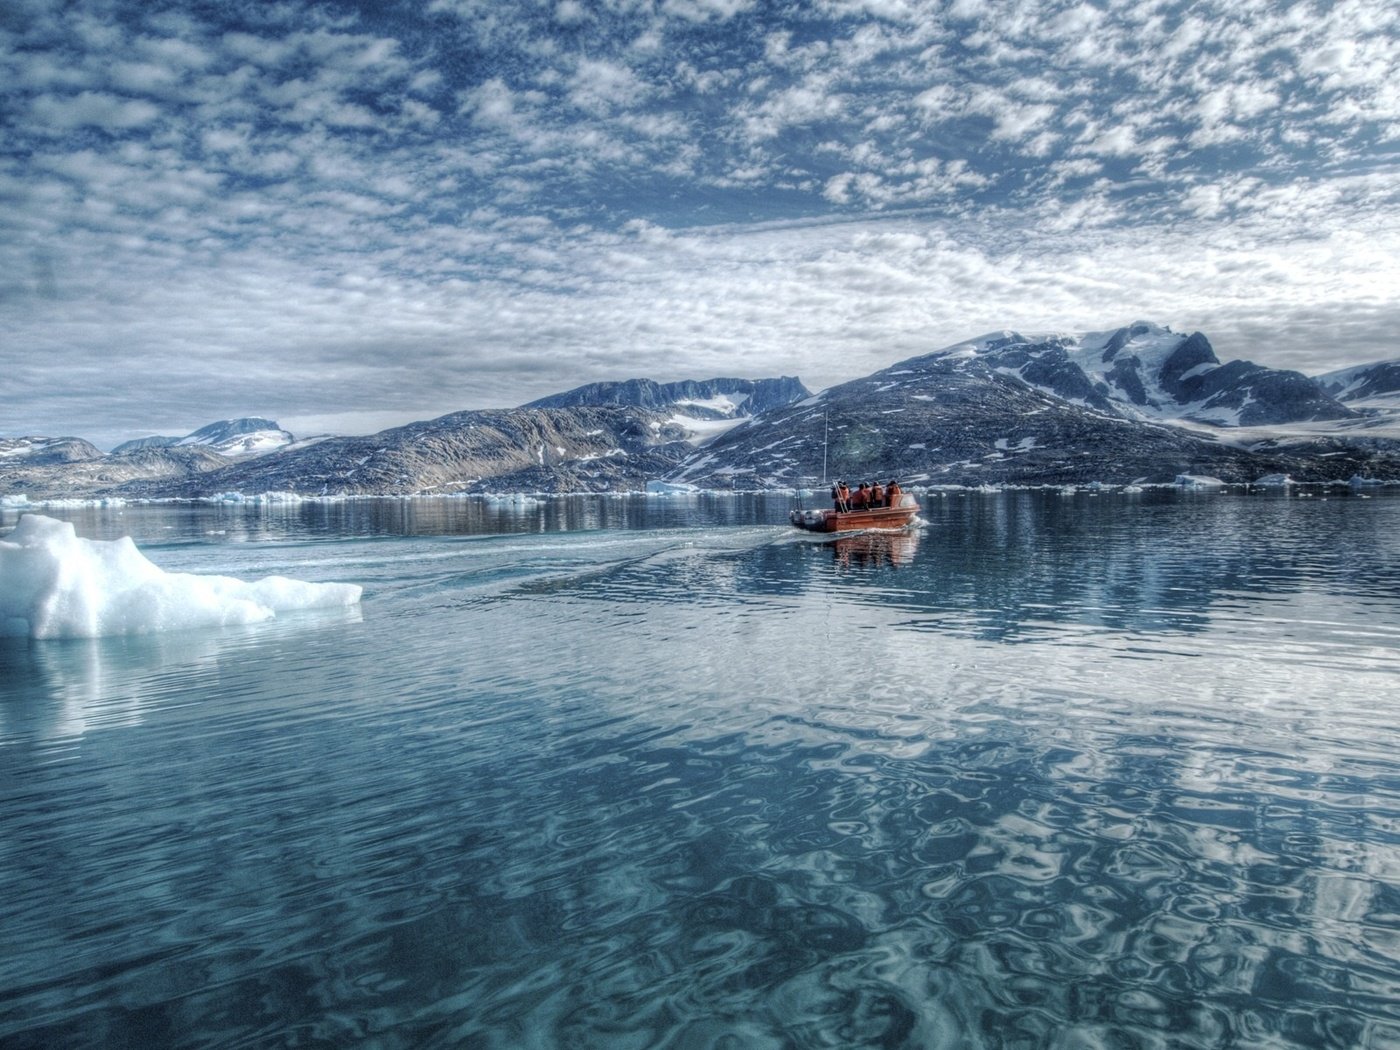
xmin=3 ymin=0 xmax=1397 ymax=447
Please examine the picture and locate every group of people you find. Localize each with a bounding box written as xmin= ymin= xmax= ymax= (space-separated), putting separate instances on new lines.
xmin=831 ymin=479 xmax=902 ymax=511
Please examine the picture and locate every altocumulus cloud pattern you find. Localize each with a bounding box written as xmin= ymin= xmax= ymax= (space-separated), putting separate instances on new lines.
xmin=2 ymin=0 xmax=1397 ymax=446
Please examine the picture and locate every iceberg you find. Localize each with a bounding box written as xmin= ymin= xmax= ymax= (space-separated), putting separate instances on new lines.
xmin=203 ymin=490 xmax=308 ymax=504
xmin=0 ymin=514 xmax=362 ymax=639
xmin=645 ymin=480 xmax=700 ymax=495
xmin=1175 ymin=474 xmax=1226 ymax=490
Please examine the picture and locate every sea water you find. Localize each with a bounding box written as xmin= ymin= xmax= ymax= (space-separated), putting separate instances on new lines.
xmin=3 ymin=490 xmax=1400 ymax=1048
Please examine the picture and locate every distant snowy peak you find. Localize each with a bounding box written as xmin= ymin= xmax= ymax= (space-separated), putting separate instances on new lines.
xmin=915 ymin=322 xmax=1351 ymax=428
xmin=114 ymin=418 xmax=294 ymax=457
xmin=0 ymin=436 xmax=104 ymax=464
xmin=179 ymin=417 xmax=294 ymax=455
xmin=110 ymin=435 xmax=181 ymax=453
xmin=1316 ymin=360 xmax=1400 ymax=406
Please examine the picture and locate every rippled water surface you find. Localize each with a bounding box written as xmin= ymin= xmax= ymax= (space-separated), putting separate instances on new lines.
xmin=4 ymin=491 xmax=1400 ymax=1048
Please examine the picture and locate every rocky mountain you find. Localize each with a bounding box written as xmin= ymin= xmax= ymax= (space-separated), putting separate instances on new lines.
xmin=109 ymin=435 xmax=182 ymax=453
xmin=932 ymin=323 xmax=1351 ymax=427
xmin=3 ymin=418 xmax=291 ymax=500
xmin=0 ymin=436 xmax=104 ymax=465
xmin=97 ymin=379 xmax=811 ymax=498
xmin=525 ymin=377 xmax=810 ymax=418
xmin=3 ymin=339 xmax=1399 ymax=500
xmin=114 ymin=407 xmax=697 ymax=498
xmin=670 ymin=325 xmax=1399 ymax=489
xmin=1 ymin=445 xmax=228 ymax=500
xmin=1316 ymin=360 xmax=1400 ymax=408
xmin=111 ymin=417 xmax=294 ymax=457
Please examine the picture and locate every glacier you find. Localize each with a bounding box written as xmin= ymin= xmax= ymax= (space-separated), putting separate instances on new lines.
xmin=0 ymin=514 xmax=362 ymax=639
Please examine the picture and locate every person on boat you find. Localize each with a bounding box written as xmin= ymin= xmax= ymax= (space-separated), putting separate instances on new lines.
xmin=852 ymin=483 xmax=870 ymax=509
xmin=835 ymin=481 xmax=850 ymax=511
xmin=887 ymin=479 xmax=902 ymax=506
xmin=870 ymin=481 xmax=885 ymax=508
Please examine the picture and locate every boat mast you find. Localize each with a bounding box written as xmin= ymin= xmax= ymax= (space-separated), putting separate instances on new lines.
xmin=822 ymin=409 xmax=829 ymax=485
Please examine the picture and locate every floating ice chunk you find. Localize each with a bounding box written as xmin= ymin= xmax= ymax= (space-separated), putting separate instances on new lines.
xmin=484 ymin=493 xmax=543 ymax=507
xmin=1 ymin=494 xmax=30 ymax=509
xmin=250 ymin=491 xmax=305 ymax=504
xmin=1175 ymin=474 xmax=1226 ymax=490
xmin=0 ymin=514 xmax=361 ymax=639
xmin=645 ymin=480 xmax=700 ymax=494
xmin=1252 ymin=473 xmax=1293 ymax=489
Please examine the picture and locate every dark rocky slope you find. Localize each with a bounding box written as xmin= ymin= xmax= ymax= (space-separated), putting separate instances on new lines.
xmin=671 ymin=341 xmax=1399 ymax=489
xmin=115 ymin=407 xmax=695 ymax=498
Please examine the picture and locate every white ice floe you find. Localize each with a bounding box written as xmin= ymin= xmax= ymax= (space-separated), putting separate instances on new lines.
xmin=1175 ymin=474 xmax=1226 ymax=490
xmin=0 ymin=514 xmax=361 ymax=639
xmin=204 ymin=491 xmax=308 ymax=505
xmin=645 ymin=480 xmax=700 ymax=495
xmin=1252 ymin=473 xmax=1293 ymax=488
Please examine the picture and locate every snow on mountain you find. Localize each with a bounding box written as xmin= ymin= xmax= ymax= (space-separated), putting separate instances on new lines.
xmin=6 ymin=339 xmax=1400 ymax=499
xmin=113 ymin=418 xmax=294 ymax=457
xmin=2 ymin=418 xmax=288 ymax=499
xmin=925 ymin=322 xmax=1351 ymax=428
xmin=1316 ymin=360 xmax=1400 ymax=409
xmin=525 ymin=377 xmax=810 ymax=444
xmin=0 ymin=444 xmax=230 ymax=499
xmin=0 ymin=437 xmax=104 ymax=464
xmin=527 ymin=377 xmax=807 ymax=415
xmin=668 ymin=323 xmax=1398 ymax=490
xmin=177 ymin=418 xmax=295 ymax=456
xmin=108 ymin=435 xmax=181 ymax=453
xmin=105 ymin=406 xmax=703 ymax=499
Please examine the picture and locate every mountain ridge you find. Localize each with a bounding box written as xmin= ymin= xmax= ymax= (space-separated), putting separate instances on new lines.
xmin=111 ymin=417 xmax=295 ymax=457
xmin=524 ymin=376 xmax=810 ymax=418
xmin=918 ymin=322 xmax=1351 ymax=427
xmin=4 ymin=336 xmax=1399 ymax=500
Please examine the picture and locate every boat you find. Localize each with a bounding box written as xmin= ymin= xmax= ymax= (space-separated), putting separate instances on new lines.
xmin=789 ymin=494 xmax=921 ymax=533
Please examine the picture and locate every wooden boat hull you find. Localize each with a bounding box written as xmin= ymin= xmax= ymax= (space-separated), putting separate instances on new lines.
xmin=789 ymin=499 xmax=920 ymax=533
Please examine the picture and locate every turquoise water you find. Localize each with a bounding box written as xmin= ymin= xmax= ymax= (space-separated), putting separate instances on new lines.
xmin=3 ymin=491 xmax=1400 ymax=1048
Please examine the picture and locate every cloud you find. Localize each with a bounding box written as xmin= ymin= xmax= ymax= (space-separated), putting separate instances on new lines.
xmin=741 ymin=80 xmax=848 ymax=139
xmin=568 ymin=58 xmax=647 ymax=113
xmin=10 ymin=187 xmax=1399 ymax=444
xmin=554 ymin=0 xmax=588 ymax=26
xmin=3 ymin=0 xmax=1399 ymax=445
xmin=29 ymin=91 xmax=162 ymax=131
xmin=661 ymin=0 xmax=755 ymax=23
